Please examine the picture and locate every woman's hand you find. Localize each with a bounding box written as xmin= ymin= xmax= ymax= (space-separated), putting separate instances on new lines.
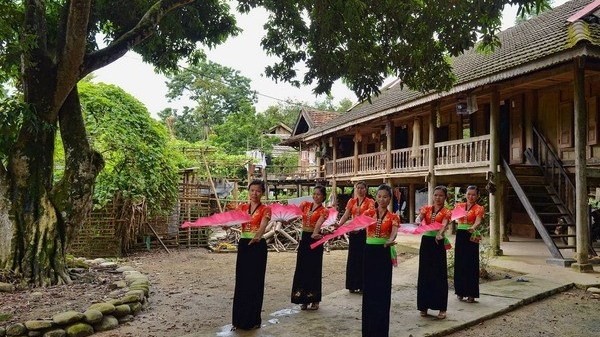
xmin=468 ymin=226 xmax=476 ymax=233
xmin=249 ymin=236 xmax=260 ymax=245
xmin=435 ymin=233 xmax=444 ymax=241
xmin=384 ymin=240 xmax=396 ymax=247
xmin=311 ymin=233 xmax=323 ymax=240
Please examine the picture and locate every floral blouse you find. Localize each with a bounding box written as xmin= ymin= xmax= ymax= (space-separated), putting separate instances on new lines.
xmin=299 ymin=201 xmax=329 ymax=232
xmin=346 ymin=197 xmax=376 ymax=218
xmin=236 ymin=203 xmax=271 ymax=234
xmin=454 ymin=202 xmax=485 ymax=225
xmin=363 ymin=209 xmax=400 ymax=239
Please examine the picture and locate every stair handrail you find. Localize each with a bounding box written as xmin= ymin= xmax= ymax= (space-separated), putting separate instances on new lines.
xmin=529 ymin=125 xmax=576 ymax=217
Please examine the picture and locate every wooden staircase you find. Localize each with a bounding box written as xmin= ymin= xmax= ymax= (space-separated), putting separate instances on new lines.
xmin=503 ymin=161 xmax=577 ymax=266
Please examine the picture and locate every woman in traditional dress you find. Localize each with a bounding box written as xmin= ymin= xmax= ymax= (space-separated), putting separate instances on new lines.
xmin=454 ymin=185 xmax=485 ymax=303
xmin=231 ymin=180 xmax=271 ymax=330
xmin=338 ymin=181 xmax=376 ymax=293
xmin=291 ymin=185 xmax=329 ymax=310
xmin=362 ymin=184 xmax=400 ymax=337
xmin=416 ymin=185 xmax=451 ymax=319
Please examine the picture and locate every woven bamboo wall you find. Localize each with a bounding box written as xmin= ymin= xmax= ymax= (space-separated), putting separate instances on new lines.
xmin=68 ymin=203 xmax=123 ymax=258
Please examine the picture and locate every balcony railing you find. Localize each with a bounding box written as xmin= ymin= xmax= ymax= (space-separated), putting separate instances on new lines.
xmin=324 ymin=135 xmax=491 ymax=178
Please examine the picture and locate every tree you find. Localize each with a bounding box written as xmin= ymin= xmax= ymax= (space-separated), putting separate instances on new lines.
xmin=163 ymin=60 xmax=257 ymax=141
xmin=0 ymin=0 xmax=546 ymax=286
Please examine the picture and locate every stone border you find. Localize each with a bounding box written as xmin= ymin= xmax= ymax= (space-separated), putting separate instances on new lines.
xmin=0 ymin=262 xmax=150 ymax=337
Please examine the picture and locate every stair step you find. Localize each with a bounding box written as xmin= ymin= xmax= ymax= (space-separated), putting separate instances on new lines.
xmin=555 ymin=245 xmax=576 ymax=249
xmin=537 ymin=212 xmax=570 ymax=216
xmin=550 ymin=234 xmax=577 ymax=238
xmin=531 ymin=201 xmax=562 ymax=206
xmin=542 ymin=223 xmax=575 ymax=227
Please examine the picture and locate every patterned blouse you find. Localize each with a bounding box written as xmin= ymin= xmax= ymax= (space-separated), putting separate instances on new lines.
xmin=363 ymin=209 xmax=400 ymax=239
xmin=454 ymin=202 xmax=485 ymax=225
xmin=299 ymin=201 xmax=329 ymax=232
xmin=419 ymin=205 xmax=452 ymax=225
xmin=345 ymin=197 xmax=376 ymax=218
xmin=236 ymin=203 xmax=272 ymax=234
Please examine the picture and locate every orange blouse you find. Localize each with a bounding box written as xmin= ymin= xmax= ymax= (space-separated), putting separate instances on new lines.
xmin=236 ymin=203 xmax=271 ymax=234
xmin=299 ymin=201 xmax=329 ymax=232
xmin=419 ymin=205 xmax=451 ymax=225
xmin=364 ymin=209 xmax=400 ymax=239
xmin=454 ymin=202 xmax=485 ymax=225
xmin=346 ymin=197 xmax=376 ymax=218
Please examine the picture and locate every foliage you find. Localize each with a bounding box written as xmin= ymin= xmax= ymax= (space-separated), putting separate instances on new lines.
xmin=236 ymin=0 xmax=547 ymax=101
xmin=77 ymin=81 xmax=179 ymax=215
xmin=0 ymin=96 xmax=24 ymax=163
xmin=209 ymin=109 xmax=279 ymax=155
xmin=161 ymin=60 xmax=257 ymax=141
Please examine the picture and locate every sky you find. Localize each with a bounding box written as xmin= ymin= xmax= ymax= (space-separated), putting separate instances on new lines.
xmin=92 ymin=0 xmax=569 ymax=117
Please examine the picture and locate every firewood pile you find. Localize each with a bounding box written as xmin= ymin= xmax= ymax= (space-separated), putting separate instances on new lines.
xmin=208 ymin=220 xmax=349 ymax=252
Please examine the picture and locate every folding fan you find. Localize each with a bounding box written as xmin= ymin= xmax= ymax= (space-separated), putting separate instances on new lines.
xmin=398 ymin=219 xmax=446 ymax=234
xmin=180 ymin=210 xmax=251 ymax=228
xmin=321 ymin=208 xmax=339 ymax=227
xmin=451 ymin=206 xmax=467 ymax=221
xmin=270 ymin=203 xmax=303 ymax=222
xmin=310 ymin=215 xmax=376 ymax=249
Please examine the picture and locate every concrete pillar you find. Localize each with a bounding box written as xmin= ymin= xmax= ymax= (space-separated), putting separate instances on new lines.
xmin=428 ymin=104 xmax=438 ymax=204
xmin=572 ymin=59 xmax=593 ymax=272
xmin=489 ymin=88 xmax=503 ymax=256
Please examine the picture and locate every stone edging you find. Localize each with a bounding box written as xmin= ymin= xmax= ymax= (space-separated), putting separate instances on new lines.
xmin=0 ymin=262 xmax=150 ymax=337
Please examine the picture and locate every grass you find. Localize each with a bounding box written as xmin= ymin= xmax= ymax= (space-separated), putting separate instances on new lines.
xmin=0 ymin=312 xmax=12 ymax=322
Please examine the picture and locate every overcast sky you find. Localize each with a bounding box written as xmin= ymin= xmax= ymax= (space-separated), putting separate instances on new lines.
xmin=92 ymin=0 xmax=568 ymax=117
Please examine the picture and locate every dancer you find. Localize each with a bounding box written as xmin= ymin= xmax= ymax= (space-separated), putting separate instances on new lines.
xmin=231 ymin=180 xmax=271 ymax=330
xmin=362 ymin=184 xmax=400 ymax=337
xmin=454 ymin=185 xmax=485 ymax=303
xmin=338 ymin=181 xmax=376 ymax=293
xmin=291 ymin=185 xmax=329 ymax=310
xmin=416 ymin=185 xmax=451 ymax=319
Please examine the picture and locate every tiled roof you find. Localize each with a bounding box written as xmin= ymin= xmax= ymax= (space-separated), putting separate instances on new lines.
xmin=299 ymin=0 xmax=600 ymax=140
xmin=303 ymin=108 xmax=342 ymax=128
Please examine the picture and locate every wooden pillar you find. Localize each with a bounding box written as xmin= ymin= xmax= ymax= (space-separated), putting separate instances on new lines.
xmin=498 ymin=176 xmax=509 ymax=242
xmin=386 ymin=119 xmax=393 ymax=174
xmin=489 ymin=87 xmax=503 ymax=256
xmin=524 ymin=90 xmax=536 ymax=152
xmin=354 ymin=130 xmax=360 ymax=175
xmin=428 ymin=104 xmax=437 ymax=204
xmin=409 ymin=183 xmax=416 ymax=222
xmin=573 ymin=59 xmax=593 ymax=272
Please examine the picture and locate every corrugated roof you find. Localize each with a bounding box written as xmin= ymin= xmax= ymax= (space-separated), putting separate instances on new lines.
xmin=299 ymin=0 xmax=600 ymax=140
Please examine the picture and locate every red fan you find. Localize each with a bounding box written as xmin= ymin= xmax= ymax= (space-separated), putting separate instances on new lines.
xmin=310 ymin=215 xmax=375 ymax=249
xmin=270 ymin=203 xmax=303 ymax=222
xmin=321 ymin=208 xmax=339 ymax=227
xmin=399 ymin=219 xmax=446 ymax=234
xmin=451 ymin=206 xmax=467 ymax=221
xmin=180 ymin=210 xmax=251 ymax=228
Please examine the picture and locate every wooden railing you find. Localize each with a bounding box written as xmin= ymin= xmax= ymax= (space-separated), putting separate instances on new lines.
xmin=265 ymin=165 xmax=322 ymax=180
xmin=435 ymin=135 xmax=490 ymax=168
xmin=390 ymin=146 xmax=429 ymax=172
xmin=336 ymin=157 xmax=355 ymax=176
xmin=324 ymin=136 xmax=491 ymax=178
xmin=527 ymin=126 xmax=576 ymax=216
xmin=358 ymin=152 xmax=386 ymax=174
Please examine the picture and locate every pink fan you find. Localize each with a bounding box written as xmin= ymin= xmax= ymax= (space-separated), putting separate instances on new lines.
xmin=399 ymin=219 xmax=445 ymax=234
xmin=321 ymin=208 xmax=339 ymax=227
xmin=270 ymin=203 xmax=303 ymax=222
xmin=180 ymin=210 xmax=251 ymax=228
xmin=310 ymin=215 xmax=376 ymax=249
xmin=451 ymin=206 xmax=467 ymax=221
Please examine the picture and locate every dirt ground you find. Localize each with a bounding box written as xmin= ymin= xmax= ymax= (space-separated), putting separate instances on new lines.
xmin=1 ymin=248 xmax=598 ymax=337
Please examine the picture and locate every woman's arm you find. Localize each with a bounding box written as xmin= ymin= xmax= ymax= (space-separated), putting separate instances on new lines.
xmin=312 ymin=213 xmax=327 ymax=239
xmin=250 ymin=210 xmax=271 ymax=244
xmin=337 ymin=208 xmax=351 ymax=227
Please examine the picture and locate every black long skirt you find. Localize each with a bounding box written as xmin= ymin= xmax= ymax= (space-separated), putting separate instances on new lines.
xmin=362 ymin=244 xmax=393 ymax=337
xmin=417 ymin=236 xmax=448 ymax=311
xmin=454 ymin=229 xmax=480 ymax=298
xmin=291 ymin=231 xmax=324 ymax=304
xmin=232 ymin=238 xmax=268 ymax=330
xmin=346 ymin=229 xmax=366 ymax=291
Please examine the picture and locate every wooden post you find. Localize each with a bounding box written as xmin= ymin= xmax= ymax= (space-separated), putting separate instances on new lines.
xmin=354 ymin=130 xmax=360 ymax=175
xmin=428 ymin=104 xmax=437 ymax=204
xmin=201 ymin=149 xmax=223 ymax=213
xmin=489 ymin=87 xmax=503 ymax=256
xmin=409 ymin=183 xmax=416 ymax=222
xmin=573 ymin=59 xmax=593 ymax=272
xmin=386 ymin=119 xmax=393 ymax=174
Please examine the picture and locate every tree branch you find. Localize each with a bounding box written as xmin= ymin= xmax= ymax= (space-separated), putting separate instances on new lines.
xmin=54 ymin=0 xmax=93 ymax=109
xmin=81 ymin=0 xmax=194 ymax=76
